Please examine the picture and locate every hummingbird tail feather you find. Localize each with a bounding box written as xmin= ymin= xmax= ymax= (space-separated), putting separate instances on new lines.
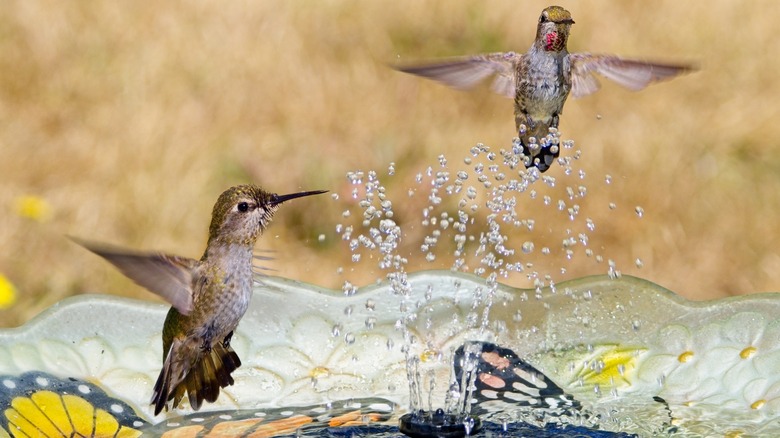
xmin=151 ymin=339 xmax=242 ymax=415
xmin=516 ymin=124 xmax=560 ymax=173
xmin=212 ymin=341 xmax=242 ymax=387
xmin=182 ymin=342 xmax=241 ymax=409
xmin=151 ymin=339 xmax=186 ymax=416
xmin=201 ymin=353 xmax=219 ymax=403
xmin=150 ymin=338 xmax=199 ymax=415
xmin=151 ymin=363 xmax=170 ymax=415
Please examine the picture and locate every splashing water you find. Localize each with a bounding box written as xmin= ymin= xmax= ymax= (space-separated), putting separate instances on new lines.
xmin=331 ymin=131 xmax=643 ymax=435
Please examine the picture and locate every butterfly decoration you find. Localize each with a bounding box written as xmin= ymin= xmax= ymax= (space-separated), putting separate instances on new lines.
xmin=1 ymin=347 xmax=658 ymax=437
xmin=0 ymin=371 xmax=144 ymax=437
xmin=453 ymin=342 xmax=679 ymax=437
xmin=0 ymin=371 xmax=396 ymax=437
xmin=138 ymin=399 xmax=396 ymax=436
xmin=454 ymin=342 xmax=581 ymax=420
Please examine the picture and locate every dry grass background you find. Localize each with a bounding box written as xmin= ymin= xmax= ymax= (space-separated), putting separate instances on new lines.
xmin=2 ymin=0 xmax=780 ymax=327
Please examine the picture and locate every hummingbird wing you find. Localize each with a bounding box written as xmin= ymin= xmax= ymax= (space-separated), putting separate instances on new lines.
xmin=395 ymin=52 xmax=521 ymax=98
xmin=570 ymin=54 xmax=694 ymax=98
xmin=252 ymin=252 xmax=276 ymax=276
xmin=74 ymin=238 xmax=196 ymax=315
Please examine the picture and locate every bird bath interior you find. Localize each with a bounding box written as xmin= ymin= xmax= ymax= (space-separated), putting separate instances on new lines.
xmin=2 ymin=274 xmax=780 ymax=437
xmin=2 ymin=136 xmax=780 ymax=437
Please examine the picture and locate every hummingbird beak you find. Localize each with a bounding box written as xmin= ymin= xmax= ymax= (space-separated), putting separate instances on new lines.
xmin=270 ymin=189 xmax=328 ymax=206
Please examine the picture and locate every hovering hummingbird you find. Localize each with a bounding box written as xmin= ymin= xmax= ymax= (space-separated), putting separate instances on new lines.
xmin=396 ymin=5 xmax=694 ymax=172
xmin=75 ymin=185 xmax=327 ymax=415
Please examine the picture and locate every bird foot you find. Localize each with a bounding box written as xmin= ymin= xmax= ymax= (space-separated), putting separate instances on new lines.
xmin=222 ymin=331 xmax=234 ymax=348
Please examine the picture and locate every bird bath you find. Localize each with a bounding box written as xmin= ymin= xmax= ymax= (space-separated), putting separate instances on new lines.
xmin=2 ymin=273 xmax=780 ymax=437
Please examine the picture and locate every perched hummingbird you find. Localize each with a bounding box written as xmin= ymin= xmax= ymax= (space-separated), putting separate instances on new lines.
xmin=396 ymin=5 xmax=694 ymax=172
xmin=76 ymin=185 xmax=327 ymax=415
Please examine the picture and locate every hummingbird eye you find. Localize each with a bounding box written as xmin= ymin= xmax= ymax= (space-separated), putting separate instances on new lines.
xmin=539 ymin=14 xmax=547 ymax=23
xmin=237 ymin=202 xmax=250 ymax=212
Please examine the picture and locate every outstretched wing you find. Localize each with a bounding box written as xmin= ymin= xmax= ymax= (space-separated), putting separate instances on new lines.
xmin=73 ymin=237 xmax=197 ymax=315
xmin=570 ymin=54 xmax=694 ymax=98
xmin=395 ymin=51 xmax=521 ymax=98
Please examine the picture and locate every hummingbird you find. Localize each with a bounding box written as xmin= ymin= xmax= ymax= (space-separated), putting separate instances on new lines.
xmin=396 ymin=5 xmax=694 ymax=172
xmin=75 ymin=185 xmax=327 ymax=415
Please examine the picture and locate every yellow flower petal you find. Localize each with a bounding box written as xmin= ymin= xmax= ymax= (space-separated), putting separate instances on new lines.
xmin=13 ymin=195 xmax=51 ymax=222
xmin=0 ymin=274 xmax=16 ymax=309
xmin=577 ymin=345 xmax=645 ymax=388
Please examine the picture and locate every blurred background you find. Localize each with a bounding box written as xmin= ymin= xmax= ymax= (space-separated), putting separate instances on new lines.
xmin=2 ymin=0 xmax=779 ymax=327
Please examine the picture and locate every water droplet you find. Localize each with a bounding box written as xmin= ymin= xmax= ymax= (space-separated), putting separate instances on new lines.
xmin=342 ymin=281 xmax=358 ymax=296
xmin=607 ymin=259 xmax=621 ymax=279
xmin=583 ymin=290 xmax=592 ymax=301
xmin=635 ymin=206 xmax=644 ymax=218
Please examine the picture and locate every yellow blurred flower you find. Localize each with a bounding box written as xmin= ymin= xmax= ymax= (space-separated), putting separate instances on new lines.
xmin=14 ymin=195 xmax=52 ymax=222
xmin=0 ymin=273 xmax=17 ymax=309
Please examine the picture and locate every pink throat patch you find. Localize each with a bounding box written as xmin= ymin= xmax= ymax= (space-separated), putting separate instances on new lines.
xmin=545 ymin=32 xmax=558 ymax=51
